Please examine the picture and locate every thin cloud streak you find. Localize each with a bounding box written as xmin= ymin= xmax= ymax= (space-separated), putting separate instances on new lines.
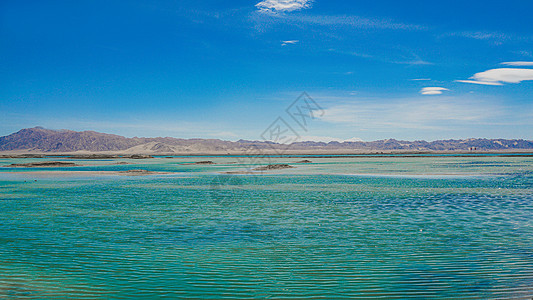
xmin=441 ymin=31 xmax=513 ymax=45
xmin=455 ymin=80 xmax=503 ymax=86
xmin=256 ymin=0 xmax=313 ymax=12
xmin=501 ymin=61 xmax=533 ymax=66
xmin=326 ymin=48 xmax=432 ymax=66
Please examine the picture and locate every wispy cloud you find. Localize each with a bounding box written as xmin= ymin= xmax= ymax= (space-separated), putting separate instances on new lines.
xmin=420 ymin=87 xmax=449 ymax=95
xmin=270 ymin=13 xmax=425 ymax=30
xmin=441 ymin=31 xmax=533 ymax=46
xmin=456 ymin=68 xmax=533 ymax=85
xmin=256 ymin=0 xmax=313 ymax=13
xmin=411 ymin=78 xmax=431 ymax=81
xmin=442 ymin=31 xmax=513 ymax=45
xmin=317 ymin=96 xmax=507 ymax=131
xmin=327 ymin=48 xmax=432 ymax=65
xmin=501 ymin=61 xmax=533 ymax=66
xmin=450 ymin=31 xmax=510 ymax=41
xmin=281 ymin=40 xmax=299 ymax=46
xmin=250 ymin=7 xmax=426 ymax=35
xmin=515 ymin=50 xmax=533 ymax=58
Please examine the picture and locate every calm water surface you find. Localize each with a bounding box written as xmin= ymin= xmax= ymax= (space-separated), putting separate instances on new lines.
xmin=0 ymin=155 xmax=532 ymax=298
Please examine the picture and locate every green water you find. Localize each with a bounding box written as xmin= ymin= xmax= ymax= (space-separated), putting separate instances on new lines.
xmin=0 ymin=155 xmax=532 ymax=298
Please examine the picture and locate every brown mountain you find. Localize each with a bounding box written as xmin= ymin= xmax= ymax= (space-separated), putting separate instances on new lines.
xmin=0 ymin=127 xmax=267 ymax=153
xmin=0 ymin=127 xmax=532 ymax=153
xmin=0 ymin=127 xmax=142 ymax=152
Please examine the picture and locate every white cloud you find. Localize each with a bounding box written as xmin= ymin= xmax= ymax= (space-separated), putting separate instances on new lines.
xmin=454 ymin=80 xmax=503 ymax=86
xmin=457 ymin=68 xmax=533 ymax=86
xmin=474 ymin=68 xmax=533 ymax=83
xmin=501 ymin=61 xmax=533 ymax=67
xmin=281 ymin=40 xmax=299 ymax=46
xmin=420 ymin=87 xmax=449 ymax=95
xmin=256 ymin=0 xmax=313 ymax=12
xmin=411 ymin=78 xmax=431 ymax=81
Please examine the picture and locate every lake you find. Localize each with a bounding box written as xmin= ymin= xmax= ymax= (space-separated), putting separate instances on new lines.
xmin=1 ymin=155 xmax=532 ymax=298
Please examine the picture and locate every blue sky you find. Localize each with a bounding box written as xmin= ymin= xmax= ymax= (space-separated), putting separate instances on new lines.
xmin=1 ymin=0 xmax=532 ymax=141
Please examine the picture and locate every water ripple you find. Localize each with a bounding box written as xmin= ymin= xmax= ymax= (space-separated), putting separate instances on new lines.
xmin=1 ymin=167 xmax=532 ymax=298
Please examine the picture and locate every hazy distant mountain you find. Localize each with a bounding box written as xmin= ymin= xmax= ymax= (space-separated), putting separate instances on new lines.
xmin=1 ymin=127 xmax=532 ymax=153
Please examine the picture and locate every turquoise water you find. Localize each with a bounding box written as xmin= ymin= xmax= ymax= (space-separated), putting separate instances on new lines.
xmin=1 ymin=156 xmax=532 ymax=298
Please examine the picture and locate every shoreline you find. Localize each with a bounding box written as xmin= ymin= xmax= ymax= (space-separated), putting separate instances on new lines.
xmin=1 ymin=150 xmax=533 ymax=158
xmin=1 ymin=152 xmax=531 ymax=177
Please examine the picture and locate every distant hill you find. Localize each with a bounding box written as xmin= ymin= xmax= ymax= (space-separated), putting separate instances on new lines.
xmin=1 ymin=127 xmax=532 ymax=154
xmin=0 ymin=127 xmax=265 ymax=153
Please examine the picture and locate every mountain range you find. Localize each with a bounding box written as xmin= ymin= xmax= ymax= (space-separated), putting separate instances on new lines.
xmin=1 ymin=127 xmax=532 ymax=154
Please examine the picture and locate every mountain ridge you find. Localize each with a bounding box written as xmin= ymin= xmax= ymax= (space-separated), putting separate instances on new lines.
xmin=1 ymin=127 xmax=533 ymax=154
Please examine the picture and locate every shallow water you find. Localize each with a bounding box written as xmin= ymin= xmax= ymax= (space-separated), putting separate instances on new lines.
xmin=0 ymin=155 xmax=532 ymax=298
